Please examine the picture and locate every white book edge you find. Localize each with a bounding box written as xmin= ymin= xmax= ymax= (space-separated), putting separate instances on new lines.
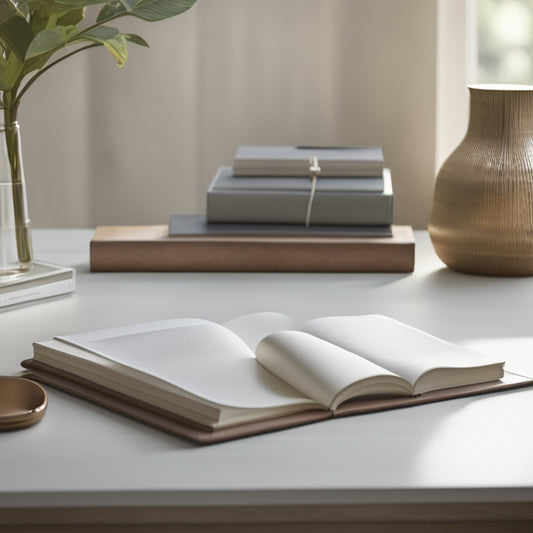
xmin=0 ymin=278 xmax=75 ymax=308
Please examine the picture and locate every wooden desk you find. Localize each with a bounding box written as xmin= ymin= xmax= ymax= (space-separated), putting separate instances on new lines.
xmin=2 ymin=229 xmax=533 ymax=532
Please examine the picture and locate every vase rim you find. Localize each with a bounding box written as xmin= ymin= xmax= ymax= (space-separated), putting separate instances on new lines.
xmin=468 ymin=83 xmax=533 ymax=91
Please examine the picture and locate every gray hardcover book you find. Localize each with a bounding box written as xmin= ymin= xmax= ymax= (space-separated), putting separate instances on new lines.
xmin=234 ymin=145 xmax=384 ymax=177
xmin=207 ymin=167 xmax=394 ymax=226
xmin=214 ymin=168 xmax=384 ymax=193
xmin=169 ymin=214 xmax=392 ymax=238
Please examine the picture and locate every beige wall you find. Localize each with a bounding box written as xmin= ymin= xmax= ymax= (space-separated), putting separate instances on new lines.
xmin=18 ymin=0 xmax=470 ymax=230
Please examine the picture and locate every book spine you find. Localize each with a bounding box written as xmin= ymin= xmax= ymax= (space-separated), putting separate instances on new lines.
xmin=206 ymin=191 xmax=393 ymax=225
xmin=0 ymin=279 xmax=75 ymax=308
xmin=90 ymin=237 xmax=414 ymax=273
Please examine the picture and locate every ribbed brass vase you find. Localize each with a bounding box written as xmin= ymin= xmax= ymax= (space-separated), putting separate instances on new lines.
xmin=429 ymin=84 xmax=533 ymax=276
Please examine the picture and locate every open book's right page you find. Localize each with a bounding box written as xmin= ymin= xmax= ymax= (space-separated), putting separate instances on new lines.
xmin=302 ymin=315 xmax=505 ymax=395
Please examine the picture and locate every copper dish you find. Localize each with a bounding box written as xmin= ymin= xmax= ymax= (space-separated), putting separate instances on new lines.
xmin=0 ymin=376 xmax=47 ymax=431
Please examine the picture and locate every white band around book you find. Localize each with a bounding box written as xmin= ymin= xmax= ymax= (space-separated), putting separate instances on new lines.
xmin=305 ymin=156 xmax=321 ymax=226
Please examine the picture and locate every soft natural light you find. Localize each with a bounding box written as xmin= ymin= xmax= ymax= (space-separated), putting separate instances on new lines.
xmin=478 ymin=0 xmax=533 ymax=82
xmin=501 ymin=48 xmax=533 ymax=78
xmin=493 ymin=1 xmax=531 ymax=46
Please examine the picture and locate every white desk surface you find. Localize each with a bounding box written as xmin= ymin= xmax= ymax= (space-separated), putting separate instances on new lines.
xmin=2 ymin=229 xmax=533 ymax=529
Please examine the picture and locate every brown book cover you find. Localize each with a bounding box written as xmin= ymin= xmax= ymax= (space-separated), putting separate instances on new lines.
xmin=21 ymin=359 xmax=532 ymax=444
xmin=21 ymin=359 xmax=332 ymax=444
xmin=89 ymin=224 xmax=415 ymax=273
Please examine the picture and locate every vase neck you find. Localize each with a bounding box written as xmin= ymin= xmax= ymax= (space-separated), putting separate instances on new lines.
xmin=0 ymin=120 xmax=24 ymax=185
xmin=466 ymin=86 xmax=533 ymax=141
xmin=0 ymin=122 xmax=20 ymax=132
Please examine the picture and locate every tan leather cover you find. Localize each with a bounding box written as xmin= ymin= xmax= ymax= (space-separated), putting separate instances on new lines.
xmin=89 ymin=225 xmax=415 ymax=273
xmin=21 ymin=360 xmax=331 ymax=444
xmin=334 ymin=371 xmax=533 ymax=417
xmin=21 ymin=359 xmax=532 ymax=444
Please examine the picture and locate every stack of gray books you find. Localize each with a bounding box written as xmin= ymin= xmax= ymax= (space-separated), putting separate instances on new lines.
xmin=160 ymin=145 xmax=413 ymax=273
xmin=206 ymin=145 xmax=393 ymax=227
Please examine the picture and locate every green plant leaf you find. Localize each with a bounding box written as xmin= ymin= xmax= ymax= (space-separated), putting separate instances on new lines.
xmin=25 ymin=25 xmax=76 ymax=59
xmin=0 ymin=14 xmax=34 ymax=61
xmin=28 ymin=2 xmax=86 ymax=34
xmin=97 ymin=0 xmax=196 ymax=23
xmin=57 ymin=6 xmax=85 ymax=26
xmin=0 ymin=2 xmax=25 ymax=25
xmin=124 ymin=33 xmax=149 ymax=47
xmin=0 ymin=52 xmax=23 ymax=91
xmin=75 ymin=26 xmax=128 ymax=66
xmin=1 ymin=0 xmax=196 ymax=115
xmin=9 ymin=1 xmax=38 ymax=17
xmin=55 ymin=1 xmax=108 ymax=6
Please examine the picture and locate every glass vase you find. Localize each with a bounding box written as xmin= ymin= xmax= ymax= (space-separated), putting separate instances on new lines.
xmin=0 ymin=122 xmax=33 ymax=275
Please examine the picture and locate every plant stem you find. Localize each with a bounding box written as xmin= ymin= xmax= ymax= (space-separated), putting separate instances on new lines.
xmin=2 ymin=92 xmax=32 ymax=266
xmin=15 ymin=44 xmax=101 ymax=108
xmin=3 ymin=43 xmax=101 ymax=269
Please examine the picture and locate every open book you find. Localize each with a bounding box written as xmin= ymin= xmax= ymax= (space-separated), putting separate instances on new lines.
xmin=22 ymin=313 xmax=531 ymax=443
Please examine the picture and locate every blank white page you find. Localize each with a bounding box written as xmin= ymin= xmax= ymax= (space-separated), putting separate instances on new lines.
xmin=303 ymin=315 xmax=503 ymax=385
xmin=57 ymin=319 xmax=312 ymax=409
xmin=256 ymin=330 xmax=409 ymax=408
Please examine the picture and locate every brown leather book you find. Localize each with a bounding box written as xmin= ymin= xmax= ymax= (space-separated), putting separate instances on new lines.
xmin=21 ymin=313 xmax=533 ymax=444
xmin=89 ymin=224 xmax=415 ymax=272
xmin=21 ymin=360 xmax=531 ymax=445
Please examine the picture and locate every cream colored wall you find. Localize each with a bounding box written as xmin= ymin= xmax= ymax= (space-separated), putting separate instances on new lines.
xmin=18 ymin=0 xmax=469 ymax=230
xmin=436 ymin=0 xmax=473 ymax=172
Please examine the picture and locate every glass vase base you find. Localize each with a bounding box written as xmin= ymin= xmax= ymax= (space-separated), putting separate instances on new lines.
xmin=0 ymin=263 xmax=32 ymax=277
xmin=0 ymin=122 xmax=34 ymax=276
xmin=0 ymin=223 xmax=33 ymax=276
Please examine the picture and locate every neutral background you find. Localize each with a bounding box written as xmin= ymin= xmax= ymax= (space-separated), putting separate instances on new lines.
xmin=17 ymin=0 xmax=473 ymax=230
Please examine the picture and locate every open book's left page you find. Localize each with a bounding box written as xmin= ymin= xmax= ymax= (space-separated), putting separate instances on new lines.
xmin=34 ymin=318 xmax=321 ymax=429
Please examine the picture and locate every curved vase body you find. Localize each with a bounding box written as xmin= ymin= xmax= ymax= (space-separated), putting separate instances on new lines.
xmin=429 ymin=84 xmax=533 ymax=276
